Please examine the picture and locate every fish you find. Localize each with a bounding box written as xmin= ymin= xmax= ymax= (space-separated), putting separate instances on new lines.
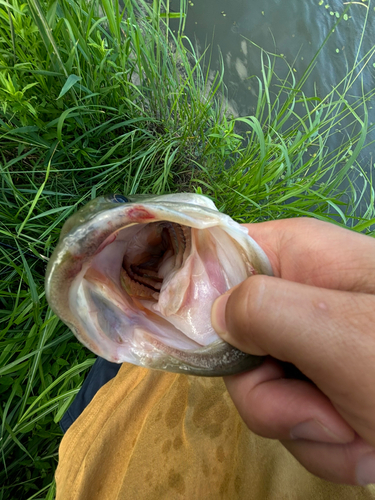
xmin=45 ymin=193 xmax=273 ymax=376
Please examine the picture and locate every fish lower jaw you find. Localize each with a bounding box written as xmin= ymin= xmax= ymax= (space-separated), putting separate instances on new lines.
xmin=132 ymin=334 xmax=265 ymax=377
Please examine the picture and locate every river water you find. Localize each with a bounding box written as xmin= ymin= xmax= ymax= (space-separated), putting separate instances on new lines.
xmin=171 ymin=0 xmax=375 ymax=207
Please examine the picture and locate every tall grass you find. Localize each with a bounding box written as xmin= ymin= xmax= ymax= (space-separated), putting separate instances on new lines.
xmin=0 ymin=0 xmax=374 ymax=498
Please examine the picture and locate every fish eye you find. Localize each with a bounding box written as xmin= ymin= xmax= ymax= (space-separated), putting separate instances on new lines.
xmin=110 ymin=194 xmax=130 ymax=203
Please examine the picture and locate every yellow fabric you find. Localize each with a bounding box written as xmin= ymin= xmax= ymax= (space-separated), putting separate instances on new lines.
xmin=56 ymin=363 xmax=375 ymax=499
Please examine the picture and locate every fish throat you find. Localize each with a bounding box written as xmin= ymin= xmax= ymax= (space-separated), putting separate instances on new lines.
xmin=120 ymin=221 xmax=191 ymax=300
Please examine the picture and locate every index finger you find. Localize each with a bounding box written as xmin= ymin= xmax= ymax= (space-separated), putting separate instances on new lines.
xmin=244 ymin=218 xmax=375 ymax=293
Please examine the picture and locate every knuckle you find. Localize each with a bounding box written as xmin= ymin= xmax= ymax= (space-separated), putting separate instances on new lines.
xmin=226 ymin=275 xmax=269 ymax=338
xmin=243 ymin=275 xmax=269 ymax=318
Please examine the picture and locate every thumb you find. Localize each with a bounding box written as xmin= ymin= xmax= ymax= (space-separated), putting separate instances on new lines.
xmin=211 ymin=275 xmax=375 ymax=445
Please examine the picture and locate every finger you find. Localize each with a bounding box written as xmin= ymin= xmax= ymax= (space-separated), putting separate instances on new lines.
xmin=281 ymin=437 xmax=375 ymax=485
xmin=243 ymin=218 xmax=375 ymax=293
xmin=211 ymin=275 xmax=375 ymax=445
xmin=224 ymin=358 xmax=355 ymax=443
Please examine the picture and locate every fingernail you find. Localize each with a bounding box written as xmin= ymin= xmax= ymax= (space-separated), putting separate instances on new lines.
xmin=356 ymin=452 xmax=375 ymax=485
xmin=211 ymin=294 xmax=230 ymax=338
xmin=290 ymin=419 xmax=350 ymax=443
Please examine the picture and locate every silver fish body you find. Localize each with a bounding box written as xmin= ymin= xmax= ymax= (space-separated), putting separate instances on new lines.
xmin=45 ymin=193 xmax=272 ymax=376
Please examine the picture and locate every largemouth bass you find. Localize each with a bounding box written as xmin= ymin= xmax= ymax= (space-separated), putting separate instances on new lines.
xmin=45 ymin=193 xmax=272 ymax=376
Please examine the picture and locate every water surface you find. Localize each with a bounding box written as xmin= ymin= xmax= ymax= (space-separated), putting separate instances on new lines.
xmin=172 ymin=0 xmax=375 ymax=186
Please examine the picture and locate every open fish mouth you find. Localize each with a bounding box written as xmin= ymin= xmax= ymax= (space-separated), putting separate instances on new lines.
xmin=45 ymin=193 xmax=272 ymax=376
xmin=120 ymin=220 xmax=191 ymax=300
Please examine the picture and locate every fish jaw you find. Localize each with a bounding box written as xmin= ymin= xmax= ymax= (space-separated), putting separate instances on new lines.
xmin=45 ymin=194 xmax=272 ymax=375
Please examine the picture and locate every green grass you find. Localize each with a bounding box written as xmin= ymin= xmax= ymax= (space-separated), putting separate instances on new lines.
xmin=0 ymin=0 xmax=374 ymax=498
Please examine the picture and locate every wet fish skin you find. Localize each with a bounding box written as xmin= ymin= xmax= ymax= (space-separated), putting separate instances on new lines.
xmin=45 ymin=193 xmax=272 ymax=376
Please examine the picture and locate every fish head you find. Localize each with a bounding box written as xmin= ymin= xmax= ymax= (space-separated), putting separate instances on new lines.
xmin=45 ymin=193 xmax=272 ymax=376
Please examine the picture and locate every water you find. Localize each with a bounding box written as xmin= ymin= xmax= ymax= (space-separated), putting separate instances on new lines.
xmin=171 ymin=0 xmax=375 ymax=211
xmin=179 ymin=0 xmax=374 ymax=107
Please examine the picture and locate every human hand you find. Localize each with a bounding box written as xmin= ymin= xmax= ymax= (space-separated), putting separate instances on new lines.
xmin=211 ymin=218 xmax=375 ymax=485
